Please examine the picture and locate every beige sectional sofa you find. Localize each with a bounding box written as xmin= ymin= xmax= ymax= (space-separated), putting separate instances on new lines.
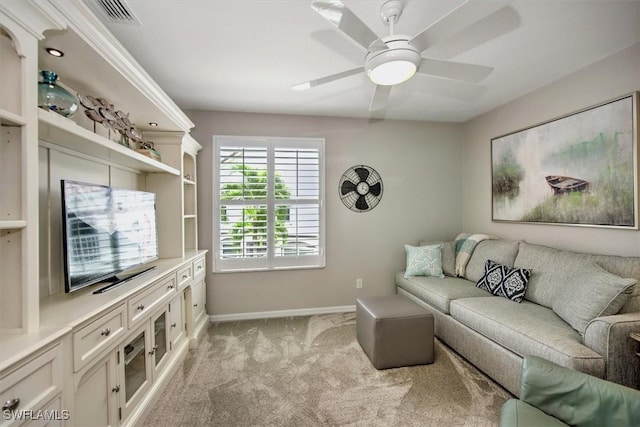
xmin=395 ymin=239 xmax=640 ymax=396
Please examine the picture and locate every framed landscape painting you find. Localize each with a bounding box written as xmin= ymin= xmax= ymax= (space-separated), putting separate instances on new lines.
xmin=491 ymin=92 xmax=638 ymax=229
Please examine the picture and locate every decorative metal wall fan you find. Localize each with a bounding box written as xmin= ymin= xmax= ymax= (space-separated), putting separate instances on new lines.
xmin=339 ymin=165 xmax=383 ymax=212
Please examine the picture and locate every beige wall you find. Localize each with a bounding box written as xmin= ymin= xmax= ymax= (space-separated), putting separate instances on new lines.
xmin=461 ymin=43 xmax=640 ymax=256
xmin=189 ymin=44 xmax=640 ymax=316
xmin=186 ymin=111 xmax=463 ymax=315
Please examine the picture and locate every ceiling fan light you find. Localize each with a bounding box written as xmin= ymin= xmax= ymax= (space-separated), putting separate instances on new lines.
xmin=365 ymin=42 xmax=421 ymax=86
xmin=368 ymin=60 xmax=416 ymax=86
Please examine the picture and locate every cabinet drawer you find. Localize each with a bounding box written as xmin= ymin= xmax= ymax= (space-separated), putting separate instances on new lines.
xmin=73 ymin=305 xmax=125 ymax=372
xmin=128 ymin=274 xmax=176 ymax=326
xmin=0 ymin=345 xmax=62 ymax=427
xmin=193 ymin=256 xmax=205 ymax=279
xmin=177 ymin=264 xmax=193 ymax=290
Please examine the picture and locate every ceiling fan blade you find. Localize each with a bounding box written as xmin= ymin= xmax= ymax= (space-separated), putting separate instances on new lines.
xmin=410 ymin=1 xmax=511 ymax=53
xmin=311 ymin=0 xmax=381 ymax=51
xmin=369 ymin=85 xmax=391 ymax=112
xmin=291 ymin=66 xmax=363 ymax=91
xmin=418 ymin=58 xmax=493 ymax=83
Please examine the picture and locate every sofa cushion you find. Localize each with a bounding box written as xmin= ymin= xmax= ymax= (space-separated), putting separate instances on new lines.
xmin=553 ymin=262 xmax=636 ymax=334
xmin=395 ymin=273 xmax=491 ymax=314
xmin=476 ymin=260 xmax=532 ymax=303
xmin=515 ymin=243 xmax=593 ymax=308
xmin=592 ymin=254 xmax=640 ymax=313
xmin=404 ymin=244 xmax=444 ymax=278
xmin=419 ymin=240 xmax=456 ymax=276
xmin=465 ymin=240 xmax=521 ymax=282
xmin=449 ymin=297 xmax=605 ymax=377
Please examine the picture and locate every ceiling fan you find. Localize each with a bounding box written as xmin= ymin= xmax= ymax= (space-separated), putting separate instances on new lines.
xmin=292 ymin=0 xmax=511 ymax=111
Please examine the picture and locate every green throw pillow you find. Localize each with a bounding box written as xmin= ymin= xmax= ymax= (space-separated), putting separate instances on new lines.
xmin=404 ymin=244 xmax=444 ymax=279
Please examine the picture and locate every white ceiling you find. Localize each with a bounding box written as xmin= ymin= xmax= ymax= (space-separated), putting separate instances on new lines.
xmin=96 ymin=0 xmax=640 ymax=123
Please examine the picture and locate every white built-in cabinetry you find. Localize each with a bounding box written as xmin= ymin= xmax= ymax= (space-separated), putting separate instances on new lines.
xmin=0 ymin=2 xmax=207 ymax=426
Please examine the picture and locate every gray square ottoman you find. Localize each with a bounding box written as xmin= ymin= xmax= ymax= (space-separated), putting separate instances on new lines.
xmin=356 ymin=295 xmax=434 ymax=369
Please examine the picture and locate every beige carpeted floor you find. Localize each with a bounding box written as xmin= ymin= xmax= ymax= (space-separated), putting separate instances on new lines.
xmin=144 ymin=312 xmax=512 ymax=426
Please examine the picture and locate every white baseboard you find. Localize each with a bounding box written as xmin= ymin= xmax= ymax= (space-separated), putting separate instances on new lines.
xmin=209 ymin=305 xmax=356 ymax=323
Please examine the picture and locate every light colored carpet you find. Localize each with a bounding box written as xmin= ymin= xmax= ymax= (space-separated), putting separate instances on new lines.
xmin=144 ymin=313 xmax=511 ymax=426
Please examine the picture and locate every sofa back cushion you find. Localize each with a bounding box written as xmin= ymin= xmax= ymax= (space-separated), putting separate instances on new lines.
xmin=515 ymin=243 xmax=592 ymax=308
xmin=593 ymin=255 xmax=640 ymax=313
xmin=515 ymin=242 xmax=640 ymax=314
xmin=419 ymin=240 xmax=456 ymax=277
xmin=552 ymin=262 xmax=636 ymax=334
xmin=465 ymin=240 xmax=521 ymax=282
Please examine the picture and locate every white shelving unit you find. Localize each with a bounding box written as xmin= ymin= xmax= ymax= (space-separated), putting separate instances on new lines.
xmin=0 ymin=14 xmax=40 ymax=335
xmin=1 ymin=2 xmax=208 ymax=425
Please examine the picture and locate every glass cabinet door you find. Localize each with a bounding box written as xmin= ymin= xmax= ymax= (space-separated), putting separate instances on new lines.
xmin=124 ymin=330 xmax=147 ymax=403
xmin=153 ymin=311 xmax=167 ymax=367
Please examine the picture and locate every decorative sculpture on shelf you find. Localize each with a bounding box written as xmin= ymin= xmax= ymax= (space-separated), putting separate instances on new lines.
xmin=135 ymin=140 xmax=161 ymax=161
xmin=78 ymin=94 xmax=143 ymax=148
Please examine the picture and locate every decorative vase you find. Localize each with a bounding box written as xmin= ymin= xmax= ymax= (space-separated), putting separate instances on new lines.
xmin=38 ymin=70 xmax=78 ymax=117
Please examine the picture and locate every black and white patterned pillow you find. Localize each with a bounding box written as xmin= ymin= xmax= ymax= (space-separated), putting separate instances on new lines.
xmin=476 ymin=260 xmax=532 ymax=302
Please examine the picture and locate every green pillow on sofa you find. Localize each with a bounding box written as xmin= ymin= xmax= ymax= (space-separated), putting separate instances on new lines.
xmin=404 ymin=244 xmax=444 ymax=278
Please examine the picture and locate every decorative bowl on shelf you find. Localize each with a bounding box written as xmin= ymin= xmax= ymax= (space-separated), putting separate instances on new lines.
xmin=37 ymin=70 xmax=79 ymax=117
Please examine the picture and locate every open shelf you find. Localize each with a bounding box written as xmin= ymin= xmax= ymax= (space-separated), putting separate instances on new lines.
xmin=0 ymin=109 xmax=25 ymax=126
xmin=0 ymin=220 xmax=27 ymax=229
xmin=38 ymin=109 xmax=180 ymax=176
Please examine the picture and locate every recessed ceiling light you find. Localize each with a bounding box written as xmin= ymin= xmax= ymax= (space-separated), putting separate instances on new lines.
xmin=149 ymin=122 xmax=158 ymax=127
xmin=45 ymin=47 xmax=64 ymax=57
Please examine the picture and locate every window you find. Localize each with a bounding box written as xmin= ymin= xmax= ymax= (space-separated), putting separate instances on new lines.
xmin=213 ymin=136 xmax=325 ymax=272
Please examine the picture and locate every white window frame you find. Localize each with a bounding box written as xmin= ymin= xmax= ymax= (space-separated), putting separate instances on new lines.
xmin=213 ymin=135 xmax=325 ymax=272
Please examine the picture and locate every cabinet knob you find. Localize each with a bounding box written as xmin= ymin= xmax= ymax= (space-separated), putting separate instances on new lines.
xmin=197 ymin=265 xmax=203 ymax=270
xmin=168 ymin=284 xmax=174 ymax=290
xmin=148 ymin=345 xmax=158 ymax=355
xmin=137 ymin=304 xmax=145 ymax=311
xmin=2 ymin=398 xmax=20 ymax=411
xmin=193 ymin=303 xmax=198 ymax=308
xmin=112 ymin=385 xmax=120 ymax=393
xmin=182 ymin=274 xmax=189 ymax=279
xmin=101 ymin=328 xmax=111 ymax=336
xmin=171 ymin=322 xmax=177 ymax=328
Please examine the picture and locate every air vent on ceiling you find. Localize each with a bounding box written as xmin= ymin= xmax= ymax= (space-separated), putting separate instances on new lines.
xmin=88 ymin=0 xmax=142 ymax=25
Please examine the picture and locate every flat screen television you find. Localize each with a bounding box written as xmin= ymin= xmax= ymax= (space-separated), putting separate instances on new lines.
xmin=61 ymin=180 xmax=159 ymax=293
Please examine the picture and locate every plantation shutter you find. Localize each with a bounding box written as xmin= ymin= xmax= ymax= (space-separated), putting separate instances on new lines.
xmin=214 ymin=136 xmax=325 ymax=272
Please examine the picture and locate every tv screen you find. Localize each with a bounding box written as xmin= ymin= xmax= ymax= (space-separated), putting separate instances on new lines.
xmin=61 ymin=180 xmax=159 ymax=293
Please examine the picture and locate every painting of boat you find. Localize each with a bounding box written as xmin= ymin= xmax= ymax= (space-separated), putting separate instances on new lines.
xmin=545 ymin=175 xmax=589 ymax=195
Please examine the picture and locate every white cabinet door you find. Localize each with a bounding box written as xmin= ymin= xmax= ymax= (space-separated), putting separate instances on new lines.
xmin=73 ymin=351 xmax=118 ymax=427
xmin=191 ymin=278 xmax=205 ymax=324
xmin=169 ymin=293 xmax=185 ymax=349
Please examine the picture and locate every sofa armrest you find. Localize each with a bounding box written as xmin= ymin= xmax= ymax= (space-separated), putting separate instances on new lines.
xmin=499 ymin=399 xmax=568 ymax=427
xmin=520 ymin=356 xmax=640 ymax=427
xmin=584 ymin=311 xmax=640 ymax=388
